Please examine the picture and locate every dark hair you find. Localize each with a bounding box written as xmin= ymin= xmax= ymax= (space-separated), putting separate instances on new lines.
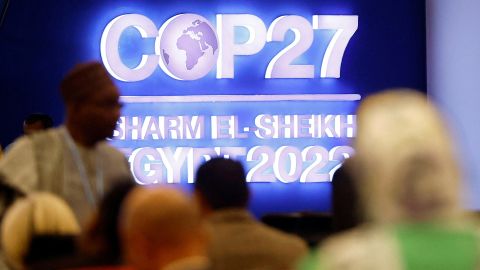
xmin=331 ymin=158 xmax=362 ymax=232
xmin=24 ymin=113 xmax=53 ymax=129
xmin=83 ymin=179 xmax=135 ymax=263
xmin=194 ymin=157 xmax=249 ymax=210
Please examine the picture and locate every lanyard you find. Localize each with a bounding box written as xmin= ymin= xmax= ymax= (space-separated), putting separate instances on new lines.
xmin=62 ymin=128 xmax=104 ymax=207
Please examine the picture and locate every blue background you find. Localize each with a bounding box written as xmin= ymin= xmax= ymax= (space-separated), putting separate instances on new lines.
xmin=0 ymin=0 xmax=426 ymax=216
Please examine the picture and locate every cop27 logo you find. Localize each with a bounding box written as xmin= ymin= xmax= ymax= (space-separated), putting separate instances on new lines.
xmin=101 ymin=13 xmax=358 ymax=81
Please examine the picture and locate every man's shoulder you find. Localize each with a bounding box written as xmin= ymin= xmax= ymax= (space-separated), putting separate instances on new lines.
xmin=29 ymin=127 xmax=67 ymax=156
xmin=30 ymin=127 xmax=64 ymax=142
xmin=1 ymin=128 xmax=63 ymax=165
xmin=207 ymin=210 xmax=308 ymax=268
xmin=97 ymin=141 xmax=126 ymax=157
xmin=255 ymin=220 xmax=307 ymax=247
xmin=210 ymin=209 xmax=307 ymax=250
xmin=96 ymin=142 xmax=129 ymax=170
xmin=96 ymin=142 xmax=131 ymax=179
xmin=0 ymin=128 xmax=65 ymax=194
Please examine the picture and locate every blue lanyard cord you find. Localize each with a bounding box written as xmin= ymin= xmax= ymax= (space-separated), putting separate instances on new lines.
xmin=62 ymin=128 xmax=104 ymax=207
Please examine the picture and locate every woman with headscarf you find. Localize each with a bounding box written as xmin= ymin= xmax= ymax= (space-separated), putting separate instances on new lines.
xmin=299 ymin=89 xmax=480 ymax=270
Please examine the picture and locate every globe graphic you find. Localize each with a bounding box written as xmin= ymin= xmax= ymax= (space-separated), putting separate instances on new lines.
xmin=158 ymin=14 xmax=219 ymax=80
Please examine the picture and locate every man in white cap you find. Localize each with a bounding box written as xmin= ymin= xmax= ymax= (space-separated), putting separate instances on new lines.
xmin=0 ymin=61 xmax=131 ymax=226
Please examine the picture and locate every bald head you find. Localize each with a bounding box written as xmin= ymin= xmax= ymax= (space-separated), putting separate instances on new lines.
xmin=120 ymin=187 xmax=207 ymax=270
xmin=122 ymin=187 xmax=202 ymax=245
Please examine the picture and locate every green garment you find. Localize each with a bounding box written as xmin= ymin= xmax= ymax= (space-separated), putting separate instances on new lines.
xmin=298 ymin=224 xmax=480 ymax=270
xmin=396 ymin=224 xmax=478 ymax=270
xmin=297 ymin=250 xmax=321 ymax=270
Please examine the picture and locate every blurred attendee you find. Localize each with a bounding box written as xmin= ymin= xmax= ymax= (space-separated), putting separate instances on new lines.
xmin=0 ymin=62 xmax=131 ymax=226
xmin=120 ymin=187 xmax=209 ymax=270
xmin=1 ymin=192 xmax=80 ymax=270
xmin=194 ymin=157 xmax=308 ymax=270
xmin=79 ymin=180 xmax=136 ymax=267
xmin=331 ymin=157 xmax=362 ymax=233
xmin=23 ymin=113 xmax=54 ymax=135
xmin=298 ymin=89 xmax=480 ymax=270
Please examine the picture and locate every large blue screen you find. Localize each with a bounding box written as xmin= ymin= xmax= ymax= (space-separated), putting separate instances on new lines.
xmin=0 ymin=0 xmax=426 ymax=217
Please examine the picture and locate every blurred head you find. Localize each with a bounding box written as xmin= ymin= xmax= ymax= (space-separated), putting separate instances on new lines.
xmin=120 ymin=187 xmax=208 ymax=270
xmin=23 ymin=113 xmax=54 ymax=135
xmin=61 ymin=62 xmax=122 ymax=144
xmin=331 ymin=158 xmax=362 ymax=232
xmin=194 ymin=157 xmax=249 ymax=212
xmin=1 ymin=192 xmax=80 ymax=270
xmin=81 ymin=180 xmax=135 ymax=261
xmin=354 ymin=89 xmax=461 ymax=224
